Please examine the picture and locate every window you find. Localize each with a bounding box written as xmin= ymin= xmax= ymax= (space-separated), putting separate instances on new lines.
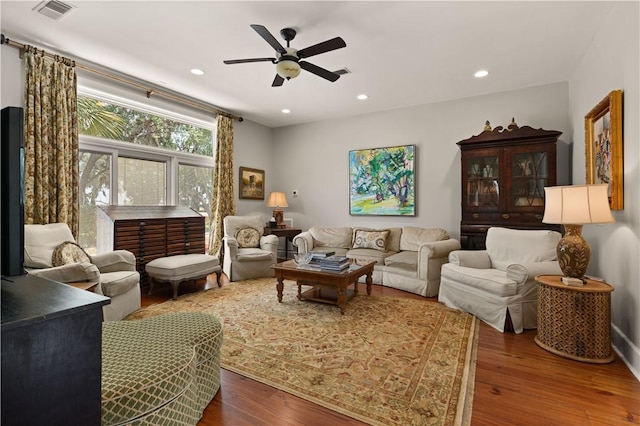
xmin=78 ymin=92 xmax=216 ymax=254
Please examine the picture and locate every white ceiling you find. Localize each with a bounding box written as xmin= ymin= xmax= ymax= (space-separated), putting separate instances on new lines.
xmin=1 ymin=1 xmax=614 ymax=128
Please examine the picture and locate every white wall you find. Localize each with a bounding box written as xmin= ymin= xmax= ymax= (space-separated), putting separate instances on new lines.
xmin=271 ymin=82 xmax=571 ymax=237
xmin=1 ymin=46 xmax=23 ymax=107
xmin=568 ymin=1 xmax=640 ymax=377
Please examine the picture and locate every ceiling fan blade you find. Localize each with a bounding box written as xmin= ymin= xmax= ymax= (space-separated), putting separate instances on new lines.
xmin=299 ymin=61 xmax=340 ymax=82
xmin=250 ymin=24 xmax=287 ymax=54
xmin=272 ymin=74 xmax=285 ymax=87
xmin=223 ymin=57 xmax=275 ymax=65
xmin=297 ymin=37 xmax=346 ymax=59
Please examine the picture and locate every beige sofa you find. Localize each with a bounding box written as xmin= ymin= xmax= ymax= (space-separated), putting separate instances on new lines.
xmin=292 ymin=226 xmax=460 ymax=297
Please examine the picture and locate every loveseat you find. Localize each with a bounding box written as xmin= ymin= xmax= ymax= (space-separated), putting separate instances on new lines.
xmin=292 ymin=226 xmax=460 ymax=297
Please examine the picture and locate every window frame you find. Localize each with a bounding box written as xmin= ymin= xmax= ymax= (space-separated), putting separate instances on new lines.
xmin=77 ymin=86 xmax=217 ymax=207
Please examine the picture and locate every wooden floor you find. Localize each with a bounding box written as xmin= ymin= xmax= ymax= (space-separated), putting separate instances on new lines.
xmin=142 ymin=275 xmax=640 ymax=426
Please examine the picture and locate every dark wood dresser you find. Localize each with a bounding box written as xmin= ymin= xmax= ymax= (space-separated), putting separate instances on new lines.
xmin=97 ymin=206 xmax=206 ymax=286
xmin=1 ymin=274 xmax=109 ymax=426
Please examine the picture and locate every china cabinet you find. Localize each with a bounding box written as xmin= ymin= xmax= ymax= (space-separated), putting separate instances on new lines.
xmin=457 ymin=120 xmax=561 ymax=249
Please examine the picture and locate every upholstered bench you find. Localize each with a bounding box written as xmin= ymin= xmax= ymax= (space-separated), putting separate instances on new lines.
xmin=102 ymin=312 xmax=223 ymax=425
xmin=146 ymin=254 xmax=222 ymax=300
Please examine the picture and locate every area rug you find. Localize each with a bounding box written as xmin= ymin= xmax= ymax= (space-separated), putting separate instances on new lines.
xmin=127 ymin=278 xmax=478 ymax=426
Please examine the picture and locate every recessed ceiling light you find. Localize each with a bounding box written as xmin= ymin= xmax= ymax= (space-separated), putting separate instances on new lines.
xmin=357 ymin=94 xmax=368 ymax=100
xmin=190 ymin=68 xmax=205 ymax=76
xmin=281 ymin=109 xmax=291 ymax=114
xmin=474 ymin=70 xmax=489 ymax=78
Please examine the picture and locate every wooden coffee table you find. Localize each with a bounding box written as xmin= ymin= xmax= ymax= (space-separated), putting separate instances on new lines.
xmin=272 ymin=259 xmax=375 ymax=314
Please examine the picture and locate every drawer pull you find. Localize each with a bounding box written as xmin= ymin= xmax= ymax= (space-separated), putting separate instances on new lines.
xmin=472 ymin=213 xmax=479 ymax=219
xmin=535 ymin=214 xmax=542 ymax=219
xmin=502 ymin=214 xmax=510 ymax=219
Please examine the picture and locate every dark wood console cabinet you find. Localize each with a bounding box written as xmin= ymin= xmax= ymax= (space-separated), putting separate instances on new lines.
xmin=457 ymin=120 xmax=562 ymax=249
xmin=1 ymin=274 xmax=109 ymax=426
xmin=97 ymin=206 xmax=206 ymax=286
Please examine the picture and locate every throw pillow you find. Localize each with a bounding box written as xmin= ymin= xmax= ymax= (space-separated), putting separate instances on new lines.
xmin=52 ymin=241 xmax=92 ymax=266
xmin=352 ymin=229 xmax=390 ymax=252
xmin=235 ymin=227 xmax=261 ymax=248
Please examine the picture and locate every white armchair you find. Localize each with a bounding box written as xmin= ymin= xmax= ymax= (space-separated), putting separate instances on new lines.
xmin=438 ymin=227 xmax=562 ymax=333
xmin=24 ymin=223 xmax=141 ymax=321
xmin=222 ymin=215 xmax=278 ymax=281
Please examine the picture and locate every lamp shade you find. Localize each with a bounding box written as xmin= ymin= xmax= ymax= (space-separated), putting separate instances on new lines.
xmin=542 ymin=184 xmax=614 ymax=225
xmin=266 ymin=192 xmax=288 ymax=208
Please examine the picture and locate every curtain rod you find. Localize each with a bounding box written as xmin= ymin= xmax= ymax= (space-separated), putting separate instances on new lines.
xmin=0 ymin=34 xmax=243 ymax=122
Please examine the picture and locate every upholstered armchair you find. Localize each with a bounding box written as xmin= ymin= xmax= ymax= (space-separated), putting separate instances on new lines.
xmin=24 ymin=223 xmax=141 ymax=321
xmin=222 ymin=215 xmax=278 ymax=281
xmin=438 ymin=227 xmax=562 ymax=333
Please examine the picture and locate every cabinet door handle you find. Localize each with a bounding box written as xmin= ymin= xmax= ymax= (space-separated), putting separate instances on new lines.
xmin=472 ymin=213 xmax=479 ymax=219
xmin=502 ymin=213 xmax=510 ymax=219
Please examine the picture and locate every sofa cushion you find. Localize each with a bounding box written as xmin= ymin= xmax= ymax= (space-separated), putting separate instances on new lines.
xmin=486 ymin=227 xmax=560 ymax=271
xmin=235 ymin=227 xmax=261 ymax=248
xmin=441 ymin=264 xmax=518 ymax=297
xmin=309 ymin=226 xmax=353 ymax=249
xmin=400 ymin=227 xmax=449 ymax=251
xmin=24 ymin=223 xmax=76 ymax=268
xmin=346 ymin=248 xmax=394 ymax=265
xmin=352 ymin=229 xmax=390 ymax=251
xmin=52 ymin=241 xmax=91 ymax=266
xmin=384 ymin=251 xmax=418 ymax=269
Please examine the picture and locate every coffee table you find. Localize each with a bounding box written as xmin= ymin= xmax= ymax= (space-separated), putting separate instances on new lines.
xmin=272 ymin=259 xmax=375 ymax=314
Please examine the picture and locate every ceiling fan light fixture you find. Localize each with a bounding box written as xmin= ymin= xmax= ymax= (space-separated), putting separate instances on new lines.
xmin=276 ymin=59 xmax=301 ymax=80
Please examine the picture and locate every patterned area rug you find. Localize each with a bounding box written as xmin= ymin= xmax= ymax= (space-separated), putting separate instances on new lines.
xmin=127 ymin=278 xmax=478 ymax=426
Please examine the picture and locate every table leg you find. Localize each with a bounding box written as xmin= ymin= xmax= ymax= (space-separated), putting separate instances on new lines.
xmin=297 ymin=280 xmax=303 ymax=300
xmin=353 ymin=279 xmax=359 ymax=296
xmin=337 ymin=286 xmax=347 ymax=315
xmin=366 ymin=271 xmax=373 ymax=296
xmin=276 ymin=277 xmax=284 ymax=302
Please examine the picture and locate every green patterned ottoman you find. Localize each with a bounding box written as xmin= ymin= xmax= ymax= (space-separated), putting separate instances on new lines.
xmin=102 ymin=312 xmax=223 ymax=425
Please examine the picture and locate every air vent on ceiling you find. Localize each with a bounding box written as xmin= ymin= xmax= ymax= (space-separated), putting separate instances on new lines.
xmin=34 ymin=0 xmax=76 ymax=21
xmin=333 ymin=68 xmax=351 ymax=76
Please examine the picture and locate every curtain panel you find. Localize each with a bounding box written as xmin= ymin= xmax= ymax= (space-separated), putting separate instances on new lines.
xmin=208 ymin=115 xmax=236 ymax=257
xmin=23 ymin=47 xmax=80 ymax=235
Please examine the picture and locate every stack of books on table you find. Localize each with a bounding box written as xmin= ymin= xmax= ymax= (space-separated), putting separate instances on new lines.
xmin=317 ymin=255 xmax=350 ymax=271
xmin=309 ymin=249 xmax=336 ymax=260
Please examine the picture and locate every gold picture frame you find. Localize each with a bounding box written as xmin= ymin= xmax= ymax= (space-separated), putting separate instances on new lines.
xmin=585 ymin=89 xmax=623 ymax=210
xmin=239 ymin=167 xmax=265 ymax=200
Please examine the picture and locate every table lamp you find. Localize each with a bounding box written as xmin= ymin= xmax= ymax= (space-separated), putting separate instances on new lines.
xmin=267 ymin=191 xmax=288 ymax=228
xmin=542 ymin=184 xmax=614 ymax=278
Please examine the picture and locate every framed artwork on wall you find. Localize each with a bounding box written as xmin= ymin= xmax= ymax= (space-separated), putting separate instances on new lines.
xmin=585 ymin=89 xmax=623 ymax=210
xmin=239 ymin=167 xmax=265 ymax=200
xmin=349 ymin=144 xmax=415 ymax=216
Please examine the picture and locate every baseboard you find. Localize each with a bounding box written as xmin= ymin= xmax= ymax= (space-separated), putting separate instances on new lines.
xmin=611 ymin=322 xmax=640 ymax=381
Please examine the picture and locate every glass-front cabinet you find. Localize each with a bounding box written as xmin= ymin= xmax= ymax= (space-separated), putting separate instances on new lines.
xmin=457 ymin=120 xmax=562 ymax=249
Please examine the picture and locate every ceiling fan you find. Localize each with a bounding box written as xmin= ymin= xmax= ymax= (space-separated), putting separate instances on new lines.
xmin=223 ymin=24 xmax=346 ymax=87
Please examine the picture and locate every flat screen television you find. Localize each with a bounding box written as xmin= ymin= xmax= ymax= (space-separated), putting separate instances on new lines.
xmin=1 ymin=106 xmax=26 ymax=277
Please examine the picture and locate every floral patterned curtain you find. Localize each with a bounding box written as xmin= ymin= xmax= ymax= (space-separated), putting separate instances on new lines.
xmin=23 ymin=46 xmax=79 ymax=235
xmin=208 ymin=115 xmax=236 ymax=257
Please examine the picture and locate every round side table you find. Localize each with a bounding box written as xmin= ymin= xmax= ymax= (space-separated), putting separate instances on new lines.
xmin=535 ymin=274 xmax=614 ymax=364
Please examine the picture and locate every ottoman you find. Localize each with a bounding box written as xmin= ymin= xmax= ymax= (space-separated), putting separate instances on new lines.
xmin=102 ymin=312 xmax=223 ymax=426
xmin=146 ymin=254 xmax=222 ymax=300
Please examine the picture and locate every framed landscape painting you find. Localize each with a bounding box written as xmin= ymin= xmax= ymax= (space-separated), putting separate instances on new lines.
xmin=585 ymin=90 xmax=623 ymax=210
xmin=239 ymin=167 xmax=265 ymax=200
xmin=349 ymin=145 xmax=415 ymax=216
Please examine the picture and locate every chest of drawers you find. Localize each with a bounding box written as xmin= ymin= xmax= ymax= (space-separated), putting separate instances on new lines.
xmin=97 ymin=206 xmax=206 ymax=286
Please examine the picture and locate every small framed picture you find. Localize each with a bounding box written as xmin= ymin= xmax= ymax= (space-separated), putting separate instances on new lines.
xmin=239 ymin=167 xmax=265 ymax=200
xmin=585 ymin=90 xmax=623 ymax=210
